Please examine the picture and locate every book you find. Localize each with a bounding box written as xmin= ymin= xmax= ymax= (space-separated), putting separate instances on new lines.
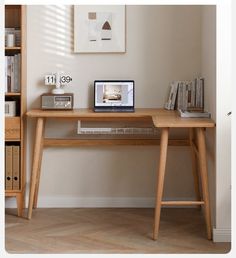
xmin=170 ymin=81 xmax=178 ymax=110
xmin=190 ymin=80 xmax=196 ymax=107
xmin=5 ymin=56 xmax=8 ymax=92
xmin=164 ymin=83 xmax=174 ymax=110
xmin=195 ymin=77 xmax=204 ymax=109
xmin=177 ymin=82 xmax=184 ymax=110
xmin=6 ymin=56 xmax=11 ymax=92
xmin=178 ymin=109 xmax=211 ymax=118
xmin=10 ymin=56 xmax=14 ymax=92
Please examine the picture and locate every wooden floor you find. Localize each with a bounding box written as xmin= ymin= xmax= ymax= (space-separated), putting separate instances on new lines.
xmin=5 ymin=208 xmax=230 ymax=254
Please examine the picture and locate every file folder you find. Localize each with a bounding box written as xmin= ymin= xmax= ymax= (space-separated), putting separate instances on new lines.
xmin=12 ymin=146 xmax=20 ymax=190
xmin=5 ymin=146 xmax=13 ymax=190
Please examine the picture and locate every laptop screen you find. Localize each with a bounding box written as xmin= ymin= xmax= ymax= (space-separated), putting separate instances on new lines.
xmin=94 ymin=80 xmax=134 ymax=108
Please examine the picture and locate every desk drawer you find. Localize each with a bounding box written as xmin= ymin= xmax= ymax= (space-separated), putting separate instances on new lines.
xmin=5 ymin=117 xmax=21 ymax=140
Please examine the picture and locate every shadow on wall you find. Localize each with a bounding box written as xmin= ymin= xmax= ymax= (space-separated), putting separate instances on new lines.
xmin=28 ymin=5 xmax=78 ymax=109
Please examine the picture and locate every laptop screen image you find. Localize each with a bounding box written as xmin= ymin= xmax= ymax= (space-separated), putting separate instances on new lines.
xmin=94 ymin=80 xmax=134 ymax=112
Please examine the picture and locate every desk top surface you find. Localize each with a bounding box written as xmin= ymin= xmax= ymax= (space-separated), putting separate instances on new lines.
xmin=26 ymin=108 xmax=215 ymax=128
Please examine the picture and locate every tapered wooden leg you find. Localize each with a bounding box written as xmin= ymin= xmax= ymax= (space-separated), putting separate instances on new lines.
xmin=153 ymin=127 xmax=169 ymax=240
xmin=196 ymin=128 xmax=212 ymax=240
xmin=27 ymin=118 xmax=44 ymax=219
xmin=16 ymin=193 xmax=23 ymax=217
xmin=33 ymin=124 xmax=45 ymax=209
xmin=189 ymin=128 xmax=201 ymax=201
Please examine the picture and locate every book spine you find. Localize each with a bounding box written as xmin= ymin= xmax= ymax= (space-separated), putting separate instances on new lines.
xmin=164 ymin=83 xmax=174 ymax=110
xmin=5 ymin=56 xmax=8 ymax=93
xmin=182 ymin=81 xmax=187 ymax=110
xmin=14 ymin=55 xmax=17 ymax=92
xmin=177 ymin=82 xmax=183 ymax=110
xmin=10 ymin=56 xmax=14 ymax=92
xmin=200 ymin=77 xmax=204 ymax=109
xmin=186 ymin=82 xmax=192 ymax=108
xmin=170 ymin=81 xmax=178 ymax=110
xmin=7 ymin=56 xmax=11 ymax=92
xmin=190 ymin=80 xmax=195 ymax=107
xmin=168 ymin=83 xmax=174 ymax=110
xmin=195 ymin=78 xmax=200 ymax=108
xmin=18 ymin=54 xmax=21 ymax=92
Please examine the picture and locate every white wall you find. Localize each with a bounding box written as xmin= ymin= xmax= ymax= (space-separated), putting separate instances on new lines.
xmin=201 ymin=4 xmax=217 ymax=235
xmin=6 ymin=5 xmax=204 ymax=207
xmin=201 ymin=5 xmax=231 ymax=242
xmin=215 ymin=2 xmax=231 ymax=242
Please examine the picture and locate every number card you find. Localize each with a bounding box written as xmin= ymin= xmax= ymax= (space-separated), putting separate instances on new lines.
xmin=45 ymin=74 xmax=56 ymax=85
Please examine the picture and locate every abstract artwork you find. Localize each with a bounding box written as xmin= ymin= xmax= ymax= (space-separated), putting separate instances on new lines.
xmin=74 ymin=6 xmax=125 ymax=53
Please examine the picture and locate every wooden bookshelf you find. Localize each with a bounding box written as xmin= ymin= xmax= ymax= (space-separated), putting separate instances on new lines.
xmin=5 ymin=5 xmax=26 ymax=217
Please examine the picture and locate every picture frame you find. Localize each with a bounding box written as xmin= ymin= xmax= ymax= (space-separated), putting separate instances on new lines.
xmin=74 ymin=5 xmax=126 ymax=53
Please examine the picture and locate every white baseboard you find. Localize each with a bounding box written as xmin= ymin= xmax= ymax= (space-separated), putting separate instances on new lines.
xmin=5 ymin=196 xmax=201 ymax=208
xmin=213 ymin=228 xmax=231 ymax=242
xmin=5 ymin=196 xmax=156 ymax=208
xmin=38 ymin=197 xmax=156 ymax=208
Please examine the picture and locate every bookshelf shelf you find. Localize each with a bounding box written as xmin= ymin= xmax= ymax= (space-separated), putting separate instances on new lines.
xmin=5 ymin=92 xmax=21 ymax=96
xmin=5 ymin=5 xmax=26 ymax=217
xmin=5 ymin=47 xmax=21 ymax=50
xmin=5 ymin=190 xmax=22 ymax=194
xmin=5 ymin=139 xmax=21 ymax=142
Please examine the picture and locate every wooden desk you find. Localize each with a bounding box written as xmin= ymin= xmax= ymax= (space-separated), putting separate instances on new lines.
xmin=26 ymin=108 xmax=215 ymax=240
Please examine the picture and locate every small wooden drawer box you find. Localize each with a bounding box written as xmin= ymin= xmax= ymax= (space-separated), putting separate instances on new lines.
xmin=5 ymin=117 xmax=21 ymax=140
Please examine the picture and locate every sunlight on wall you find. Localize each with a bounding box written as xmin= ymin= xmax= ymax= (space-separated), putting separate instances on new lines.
xmin=31 ymin=5 xmax=74 ymax=73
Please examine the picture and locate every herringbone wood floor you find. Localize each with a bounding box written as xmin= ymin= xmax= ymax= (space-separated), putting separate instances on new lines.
xmin=5 ymin=208 xmax=230 ymax=254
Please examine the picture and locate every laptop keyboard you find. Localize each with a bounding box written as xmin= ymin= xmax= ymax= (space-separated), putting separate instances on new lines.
xmin=94 ymin=108 xmax=135 ymax=112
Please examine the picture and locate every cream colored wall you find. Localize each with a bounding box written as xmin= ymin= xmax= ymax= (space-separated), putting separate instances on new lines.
xmin=6 ymin=5 xmax=203 ymax=207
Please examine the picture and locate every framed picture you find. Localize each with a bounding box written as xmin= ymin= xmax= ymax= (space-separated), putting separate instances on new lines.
xmin=74 ymin=5 xmax=126 ymax=53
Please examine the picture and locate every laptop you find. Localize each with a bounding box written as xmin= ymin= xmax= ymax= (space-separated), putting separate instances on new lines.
xmin=94 ymin=80 xmax=135 ymax=112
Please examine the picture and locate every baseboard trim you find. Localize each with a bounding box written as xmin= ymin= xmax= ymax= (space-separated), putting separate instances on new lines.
xmin=6 ymin=197 xmax=156 ymax=208
xmin=38 ymin=197 xmax=156 ymax=208
xmin=5 ymin=196 xmax=201 ymax=208
xmin=213 ymin=228 xmax=231 ymax=242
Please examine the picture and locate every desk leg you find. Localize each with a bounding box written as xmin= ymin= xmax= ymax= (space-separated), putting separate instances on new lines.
xmin=189 ymin=128 xmax=201 ymax=201
xmin=196 ymin=128 xmax=212 ymax=240
xmin=33 ymin=123 xmax=45 ymax=209
xmin=153 ymin=127 xmax=169 ymax=240
xmin=27 ymin=118 xmax=44 ymax=219
xmin=16 ymin=193 xmax=23 ymax=217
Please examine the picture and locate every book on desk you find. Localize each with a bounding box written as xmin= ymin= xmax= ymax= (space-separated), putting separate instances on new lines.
xmin=178 ymin=109 xmax=211 ymax=118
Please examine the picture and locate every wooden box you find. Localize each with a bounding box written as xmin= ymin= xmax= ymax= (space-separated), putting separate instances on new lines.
xmin=5 ymin=117 xmax=21 ymax=140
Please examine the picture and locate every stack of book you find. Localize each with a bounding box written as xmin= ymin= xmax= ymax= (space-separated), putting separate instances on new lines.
xmin=5 ymin=145 xmax=20 ymax=190
xmin=164 ymin=77 xmax=210 ymax=118
xmin=165 ymin=78 xmax=204 ymax=111
xmin=5 ymin=54 xmax=21 ymax=92
xmin=5 ymin=28 xmax=21 ymax=47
